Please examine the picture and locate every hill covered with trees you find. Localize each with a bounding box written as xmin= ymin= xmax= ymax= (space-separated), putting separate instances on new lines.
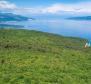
xmin=0 ymin=28 xmax=91 ymax=84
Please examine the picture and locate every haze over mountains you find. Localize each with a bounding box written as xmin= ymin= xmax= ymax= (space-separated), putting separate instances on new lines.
xmin=68 ymin=16 xmax=91 ymax=21
xmin=1 ymin=12 xmax=91 ymax=21
xmin=0 ymin=12 xmax=29 ymax=21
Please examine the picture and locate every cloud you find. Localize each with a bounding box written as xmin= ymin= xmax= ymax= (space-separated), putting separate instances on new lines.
xmin=0 ymin=0 xmax=17 ymax=9
xmin=0 ymin=0 xmax=41 ymax=15
xmin=42 ymin=4 xmax=75 ymax=14
xmin=18 ymin=2 xmax=91 ymax=16
xmin=41 ymin=2 xmax=91 ymax=15
xmin=0 ymin=0 xmax=91 ymax=16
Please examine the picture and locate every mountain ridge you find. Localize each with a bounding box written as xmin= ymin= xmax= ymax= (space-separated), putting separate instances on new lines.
xmin=0 ymin=12 xmax=29 ymax=21
xmin=68 ymin=16 xmax=91 ymax=21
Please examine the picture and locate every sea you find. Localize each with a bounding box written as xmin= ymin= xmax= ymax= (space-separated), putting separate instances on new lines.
xmin=0 ymin=19 xmax=91 ymax=41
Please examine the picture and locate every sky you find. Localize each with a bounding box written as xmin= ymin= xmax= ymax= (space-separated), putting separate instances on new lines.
xmin=0 ymin=0 xmax=91 ymax=16
xmin=9 ymin=0 xmax=91 ymax=6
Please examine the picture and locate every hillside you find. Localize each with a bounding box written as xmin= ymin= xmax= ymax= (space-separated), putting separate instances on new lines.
xmin=0 ymin=12 xmax=29 ymax=21
xmin=68 ymin=16 xmax=91 ymax=21
xmin=0 ymin=28 xmax=91 ymax=84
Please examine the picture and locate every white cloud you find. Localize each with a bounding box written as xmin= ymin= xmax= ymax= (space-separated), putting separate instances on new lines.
xmin=41 ymin=2 xmax=91 ymax=15
xmin=0 ymin=0 xmax=91 ymax=16
xmin=19 ymin=2 xmax=91 ymax=15
xmin=0 ymin=0 xmax=17 ymax=9
xmin=42 ymin=4 xmax=75 ymax=14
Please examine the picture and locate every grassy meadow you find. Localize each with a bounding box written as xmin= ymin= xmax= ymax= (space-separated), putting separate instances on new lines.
xmin=0 ymin=28 xmax=91 ymax=84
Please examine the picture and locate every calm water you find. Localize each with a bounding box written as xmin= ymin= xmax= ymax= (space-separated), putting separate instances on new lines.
xmin=0 ymin=19 xmax=91 ymax=41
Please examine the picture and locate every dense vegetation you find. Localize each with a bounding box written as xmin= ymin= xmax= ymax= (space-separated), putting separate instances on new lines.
xmin=0 ymin=24 xmax=24 ymax=29
xmin=0 ymin=28 xmax=91 ymax=84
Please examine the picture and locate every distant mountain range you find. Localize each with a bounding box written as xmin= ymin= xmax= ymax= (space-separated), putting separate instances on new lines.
xmin=68 ymin=16 xmax=91 ymax=21
xmin=0 ymin=12 xmax=29 ymax=21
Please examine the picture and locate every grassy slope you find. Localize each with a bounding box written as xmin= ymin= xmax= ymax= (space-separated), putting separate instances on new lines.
xmin=0 ymin=28 xmax=91 ymax=84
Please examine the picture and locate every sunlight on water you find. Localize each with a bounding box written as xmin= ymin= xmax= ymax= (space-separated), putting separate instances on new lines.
xmin=0 ymin=19 xmax=91 ymax=40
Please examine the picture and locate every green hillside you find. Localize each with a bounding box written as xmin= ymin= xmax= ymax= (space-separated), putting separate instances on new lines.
xmin=0 ymin=28 xmax=91 ymax=84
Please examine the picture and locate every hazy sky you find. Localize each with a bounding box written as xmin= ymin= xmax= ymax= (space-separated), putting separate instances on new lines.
xmin=7 ymin=0 xmax=91 ymax=6
xmin=9 ymin=0 xmax=91 ymax=6
xmin=0 ymin=0 xmax=91 ymax=16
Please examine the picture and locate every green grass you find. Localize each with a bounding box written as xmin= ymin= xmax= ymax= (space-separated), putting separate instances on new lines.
xmin=0 ymin=28 xmax=91 ymax=84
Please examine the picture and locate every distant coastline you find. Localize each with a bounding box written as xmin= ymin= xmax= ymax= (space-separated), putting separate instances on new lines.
xmin=68 ymin=16 xmax=91 ymax=21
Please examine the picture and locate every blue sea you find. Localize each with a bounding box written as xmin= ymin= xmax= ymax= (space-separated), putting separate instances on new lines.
xmin=0 ymin=19 xmax=91 ymax=41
